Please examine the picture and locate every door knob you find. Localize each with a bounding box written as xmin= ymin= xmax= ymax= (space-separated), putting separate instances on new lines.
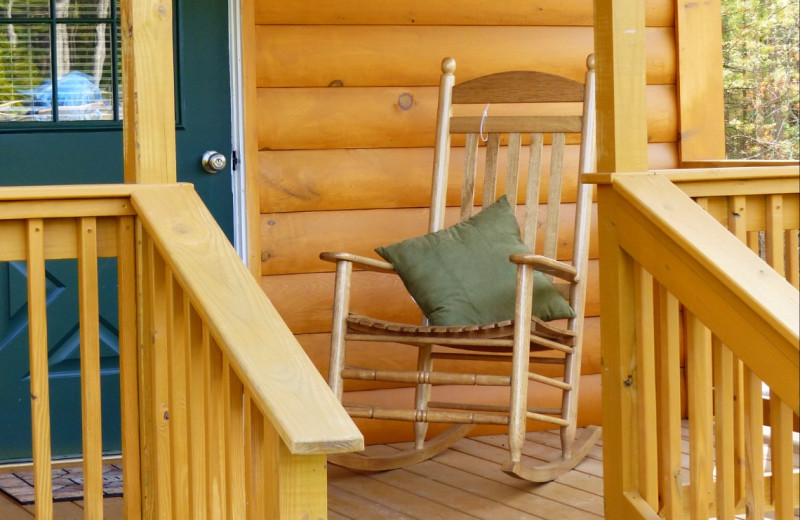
xmin=202 ymin=151 xmax=227 ymax=173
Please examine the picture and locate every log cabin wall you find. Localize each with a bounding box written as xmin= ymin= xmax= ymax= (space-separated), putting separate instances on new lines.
xmin=250 ymin=0 xmax=680 ymax=444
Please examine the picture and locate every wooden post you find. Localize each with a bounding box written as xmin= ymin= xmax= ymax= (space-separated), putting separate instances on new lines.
xmin=675 ymin=0 xmax=726 ymax=162
xmin=121 ymin=0 xmax=178 ymax=184
xmin=593 ymin=0 xmax=649 ymax=174
xmin=264 ymin=421 xmax=328 ymax=519
xmin=593 ymin=0 xmax=649 ymax=517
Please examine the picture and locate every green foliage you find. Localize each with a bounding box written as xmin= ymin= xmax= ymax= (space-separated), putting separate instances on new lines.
xmin=722 ymin=0 xmax=799 ymax=159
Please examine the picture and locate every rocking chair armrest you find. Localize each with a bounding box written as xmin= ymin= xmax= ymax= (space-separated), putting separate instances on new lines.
xmin=508 ymin=254 xmax=578 ymax=283
xmin=319 ymin=251 xmax=396 ymax=273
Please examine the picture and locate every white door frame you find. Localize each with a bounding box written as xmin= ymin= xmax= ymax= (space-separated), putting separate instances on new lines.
xmin=228 ymin=0 xmax=249 ymax=265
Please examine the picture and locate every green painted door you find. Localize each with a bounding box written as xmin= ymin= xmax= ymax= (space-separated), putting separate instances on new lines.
xmin=0 ymin=0 xmax=233 ymax=463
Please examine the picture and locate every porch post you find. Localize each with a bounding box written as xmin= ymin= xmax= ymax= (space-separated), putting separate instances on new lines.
xmin=121 ymin=0 xmax=178 ymax=184
xmin=593 ymin=0 xmax=649 ymax=518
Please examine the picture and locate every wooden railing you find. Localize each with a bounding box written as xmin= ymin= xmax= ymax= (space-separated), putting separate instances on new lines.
xmin=591 ymin=165 xmax=799 ymax=519
xmin=0 ymin=183 xmax=363 ymax=519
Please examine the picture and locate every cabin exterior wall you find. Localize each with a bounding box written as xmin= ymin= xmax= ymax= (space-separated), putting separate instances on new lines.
xmin=246 ymin=0 xmax=721 ymax=443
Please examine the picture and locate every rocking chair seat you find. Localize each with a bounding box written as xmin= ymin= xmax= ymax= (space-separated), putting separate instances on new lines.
xmin=346 ymin=313 xmax=576 ymax=349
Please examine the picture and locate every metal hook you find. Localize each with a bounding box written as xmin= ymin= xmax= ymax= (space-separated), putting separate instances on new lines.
xmin=479 ymin=103 xmax=490 ymax=142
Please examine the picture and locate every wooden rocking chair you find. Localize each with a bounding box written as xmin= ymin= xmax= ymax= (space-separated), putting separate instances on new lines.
xmin=320 ymin=55 xmax=600 ymax=482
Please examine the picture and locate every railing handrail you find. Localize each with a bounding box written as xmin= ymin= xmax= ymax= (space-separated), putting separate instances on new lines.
xmin=602 ymin=171 xmax=799 ymax=413
xmin=130 ymin=184 xmax=364 ymax=455
xmin=0 ymin=183 xmax=364 ymax=456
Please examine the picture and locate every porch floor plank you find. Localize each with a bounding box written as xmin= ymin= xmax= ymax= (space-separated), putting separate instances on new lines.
xmin=3 ymin=425 xmax=797 ymax=519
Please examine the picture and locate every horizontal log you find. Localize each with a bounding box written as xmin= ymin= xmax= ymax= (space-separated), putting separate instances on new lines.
xmin=257 ymin=85 xmax=677 ymax=150
xmin=295 ymin=317 xmax=602 ymax=391
xmin=255 ymin=26 xmax=675 ymax=87
xmin=255 ymin=0 xmax=674 ymax=27
xmin=260 ymin=261 xmax=600 ymax=334
xmin=260 ymin=205 xmax=598 ymax=275
xmin=346 ymin=374 xmax=604 ymax=445
xmin=259 ymin=143 xmax=679 ymax=213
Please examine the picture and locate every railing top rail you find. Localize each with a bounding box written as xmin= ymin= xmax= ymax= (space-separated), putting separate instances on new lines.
xmin=0 ymin=184 xmax=144 ymax=200
xmin=0 ymin=183 xmax=364 ymax=456
xmin=601 ymin=172 xmax=799 ymax=412
xmin=584 ymin=164 xmax=799 ymax=186
xmin=129 ymin=184 xmax=363 ymax=455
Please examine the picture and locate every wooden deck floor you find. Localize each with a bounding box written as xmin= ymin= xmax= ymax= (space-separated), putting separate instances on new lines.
xmin=1 ymin=426 xmax=797 ymax=519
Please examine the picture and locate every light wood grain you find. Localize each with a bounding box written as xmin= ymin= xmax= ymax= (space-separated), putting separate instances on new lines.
xmin=255 ymin=0 xmax=675 ymax=27
xmin=78 ymin=217 xmax=104 ymax=520
xmin=166 ymin=277 xmax=190 ymax=519
xmin=0 ymin=217 xmax=120 ymax=262
xmin=26 ymin=219 xmax=53 ymax=520
xmin=257 ymin=85 xmax=677 ymax=151
xmin=674 ymin=0 xmax=725 ymax=161
xmin=240 ymin=0 xmax=264 ymax=277
xmin=258 ymin=144 xmax=678 ymax=213
xmin=634 ymin=266 xmax=658 ymax=509
xmin=131 ymin=184 xmax=363 ymax=454
xmin=255 ymin=26 xmax=675 ymax=87
xmin=121 ymin=0 xmax=177 ymax=183
xmin=658 ymin=285 xmax=683 ymax=518
xmin=712 ymin=338 xmax=736 ymax=520
xmin=224 ymin=365 xmax=247 ymax=520
xmin=186 ymin=305 xmax=207 ymax=520
xmin=686 ymin=312 xmax=713 ymax=520
xmin=260 ymin=205 xmax=599 ymax=275
xmin=204 ymin=335 xmax=226 ymax=517
xmin=611 ymin=174 xmax=799 ymax=411
xmin=117 ymin=215 xmax=142 ymax=520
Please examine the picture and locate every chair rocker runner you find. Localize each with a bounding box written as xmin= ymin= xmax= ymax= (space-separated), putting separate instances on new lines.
xmin=320 ymin=55 xmax=600 ymax=482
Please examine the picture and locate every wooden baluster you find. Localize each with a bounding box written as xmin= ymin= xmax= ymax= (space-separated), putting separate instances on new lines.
xmin=167 ymin=272 xmax=190 ymax=518
xmin=785 ymin=229 xmax=799 ymax=288
xmin=150 ymin=241 xmax=173 ymax=518
xmin=712 ymin=337 xmax=736 ymax=519
xmin=225 ymin=361 xmax=246 ymax=518
xmin=657 ymin=284 xmax=683 ymax=518
xmin=246 ymin=394 xmax=267 ymax=520
xmin=686 ymin=312 xmax=713 ymax=520
xmin=205 ymin=332 xmax=227 ymax=517
xmin=26 ymin=218 xmax=53 ymax=520
xmin=768 ymin=391 xmax=794 ymax=520
xmin=117 ymin=215 xmax=142 ymax=519
xmin=743 ymin=367 xmax=765 ymax=520
xmin=634 ymin=266 xmax=658 ymax=509
xmin=264 ymin=420 xmax=328 ymax=519
xmin=727 ymin=195 xmax=748 ymax=504
xmin=186 ymin=305 xmax=207 ymax=519
xmin=765 ymin=194 xmax=785 ymax=276
xmin=78 ymin=217 xmax=104 ymax=520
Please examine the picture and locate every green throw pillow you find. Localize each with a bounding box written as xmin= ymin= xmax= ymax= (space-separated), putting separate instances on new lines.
xmin=375 ymin=195 xmax=576 ymax=326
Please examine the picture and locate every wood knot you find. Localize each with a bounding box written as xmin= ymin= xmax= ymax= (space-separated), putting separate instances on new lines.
xmin=397 ymin=93 xmax=414 ymax=111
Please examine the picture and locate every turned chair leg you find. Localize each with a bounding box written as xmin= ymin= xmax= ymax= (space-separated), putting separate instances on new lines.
xmin=509 ymin=264 xmax=535 ymax=464
xmin=413 ymin=345 xmax=433 ymax=449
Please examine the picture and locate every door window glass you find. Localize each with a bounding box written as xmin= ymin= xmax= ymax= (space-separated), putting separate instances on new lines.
xmin=0 ymin=0 xmax=121 ymax=123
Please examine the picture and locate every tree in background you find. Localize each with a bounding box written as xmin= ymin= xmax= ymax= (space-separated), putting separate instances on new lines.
xmin=722 ymin=0 xmax=799 ymax=159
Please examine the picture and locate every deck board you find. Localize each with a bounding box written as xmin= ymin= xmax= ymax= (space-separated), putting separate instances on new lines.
xmin=1 ymin=426 xmax=797 ymax=519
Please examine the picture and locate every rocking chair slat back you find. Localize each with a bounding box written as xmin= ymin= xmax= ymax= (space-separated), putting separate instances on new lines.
xmin=433 ymin=61 xmax=593 ymax=263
